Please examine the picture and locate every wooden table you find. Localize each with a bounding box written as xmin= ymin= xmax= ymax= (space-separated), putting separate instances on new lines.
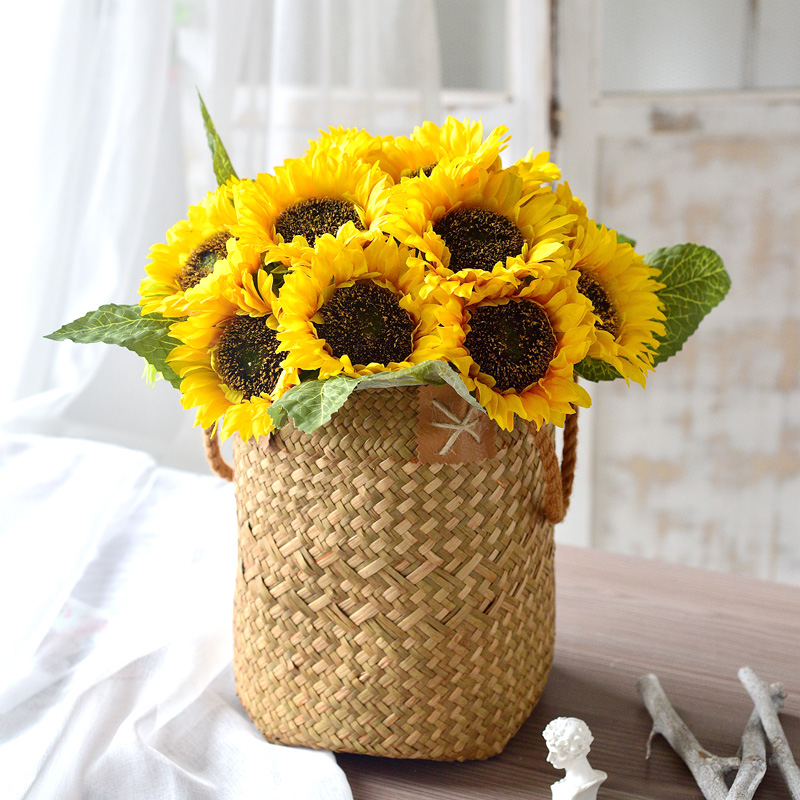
xmin=337 ymin=545 xmax=800 ymax=799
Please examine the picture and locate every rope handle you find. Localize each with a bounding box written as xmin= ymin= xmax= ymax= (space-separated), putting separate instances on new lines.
xmin=531 ymin=408 xmax=579 ymax=524
xmin=204 ymin=426 xmax=234 ymax=482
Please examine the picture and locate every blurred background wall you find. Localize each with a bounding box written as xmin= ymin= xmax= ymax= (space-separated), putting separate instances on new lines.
xmin=2 ymin=0 xmax=798 ymax=582
xmin=558 ymin=0 xmax=800 ymax=582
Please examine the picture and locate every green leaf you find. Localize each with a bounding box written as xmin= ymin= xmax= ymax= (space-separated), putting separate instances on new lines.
xmin=46 ymin=304 xmax=183 ymax=390
xmin=355 ymin=361 xmax=484 ymax=412
xmin=574 ymin=356 xmax=624 ymax=382
xmin=646 ymin=244 xmax=730 ymax=366
xmin=264 ymin=261 xmax=289 ymax=293
xmin=575 ymin=243 xmax=729 ymax=381
xmin=614 ymin=231 xmax=637 ymax=248
xmin=142 ymin=361 xmax=160 ymax=386
xmin=268 ymin=376 xmax=359 ymax=433
xmin=267 ymin=360 xmax=483 ymax=433
xmin=197 ymin=90 xmax=238 ymax=187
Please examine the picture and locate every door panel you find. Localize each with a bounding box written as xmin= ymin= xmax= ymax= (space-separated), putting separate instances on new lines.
xmin=557 ymin=0 xmax=800 ymax=582
xmin=596 ymin=133 xmax=800 ymax=580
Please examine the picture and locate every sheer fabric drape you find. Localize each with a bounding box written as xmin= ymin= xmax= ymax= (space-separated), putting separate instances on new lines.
xmin=4 ymin=0 xmax=442 ymax=472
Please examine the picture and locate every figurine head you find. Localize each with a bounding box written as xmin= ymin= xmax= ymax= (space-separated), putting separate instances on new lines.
xmin=542 ymin=717 xmax=594 ymax=769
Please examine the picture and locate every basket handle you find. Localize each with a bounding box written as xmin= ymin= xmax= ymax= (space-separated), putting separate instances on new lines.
xmin=204 ymin=426 xmax=234 ymax=482
xmin=531 ymin=409 xmax=579 ymax=524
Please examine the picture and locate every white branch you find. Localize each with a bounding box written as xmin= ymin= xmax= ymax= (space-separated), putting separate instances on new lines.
xmin=638 ymin=673 xmax=733 ymax=800
xmin=726 ymin=706 xmax=768 ymax=799
xmin=729 ymin=682 xmax=786 ymax=800
xmin=738 ymin=666 xmax=800 ymax=800
xmin=638 ymin=673 xmax=786 ymax=800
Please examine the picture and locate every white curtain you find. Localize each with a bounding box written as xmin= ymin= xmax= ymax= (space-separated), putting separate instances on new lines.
xmin=3 ymin=0 xmax=442 ymax=472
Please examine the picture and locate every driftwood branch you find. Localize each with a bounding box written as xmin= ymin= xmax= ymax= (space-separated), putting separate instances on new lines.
xmin=638 ymin=673 xmax=734 ymax=800
xmin=726 ymin=704 xmax=770 ymax=799
xmin=638 ymin=673 xmax=786 ymax=800
xmin=739 ymin=666 xmax=800 ymax=800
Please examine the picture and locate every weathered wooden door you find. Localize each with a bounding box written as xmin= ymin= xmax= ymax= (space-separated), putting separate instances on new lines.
xmin=556 ymin=0 xmax=800 ymax=582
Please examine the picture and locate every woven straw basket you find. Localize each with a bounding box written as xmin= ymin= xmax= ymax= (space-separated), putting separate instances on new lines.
xmin=205 ymin=385 xmax=576 ymax=761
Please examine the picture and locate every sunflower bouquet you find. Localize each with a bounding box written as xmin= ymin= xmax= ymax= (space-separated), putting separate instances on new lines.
xmin=49 ymin=105 xmax=729 ymax=439
xmin=48 ymin=100 xmax=730 ymax=761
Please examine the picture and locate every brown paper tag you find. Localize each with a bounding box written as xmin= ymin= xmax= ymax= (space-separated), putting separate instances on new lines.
xmin=417 ymin=385 xmax=496 ymax=464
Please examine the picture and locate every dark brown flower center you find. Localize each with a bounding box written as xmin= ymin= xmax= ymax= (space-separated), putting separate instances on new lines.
xmin=401 ymin=162 xmax=437 ymax=179
xmin=274 ymin=197 xmax=364 ymax=247
xmin=215 ymin=315 xmax=282 ymax=399
xmin=577 ymin=269 xmax=619 ymax=338
xmin=464 ymin=299 xmax=557 ymax=393
xmin=316 ymin=280 xmax=414 ymax=367
xmin=433 ymin=207 xmax=525 ymax=273
xmin=179 ymin=230 xmax=232 ymax=291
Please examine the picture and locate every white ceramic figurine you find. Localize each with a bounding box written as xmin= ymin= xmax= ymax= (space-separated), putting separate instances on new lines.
xmin=542 ymin=717 xmax=608 ymax=800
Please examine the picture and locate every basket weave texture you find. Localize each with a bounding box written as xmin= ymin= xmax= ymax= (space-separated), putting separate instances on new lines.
xmin=231 ymin=386 xmax=555 ymax=761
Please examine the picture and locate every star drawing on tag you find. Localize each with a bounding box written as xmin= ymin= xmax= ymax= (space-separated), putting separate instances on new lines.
xmin=430 ymin=399 xmax=483 ymax=455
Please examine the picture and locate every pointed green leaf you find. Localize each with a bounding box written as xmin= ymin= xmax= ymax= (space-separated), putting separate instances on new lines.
xmin=267 ymin=403 xmax=289 ymax=429
xmin=355 ymin=361 xmax=484 ymax=412
xmin=267 ymin=376 xmax=360 ymax=433
xmin=142 ymin=361 xmax=160 ymax=386
xmin=268 ymin=360 xmax=483 ymax=433
xmin=46 ymin=304 xmax=183 ymax=390
xmin=646 ymin=244 xmax=730 ymax=366
xmin=198 ymin=91 xmax=238 ymax=186
xmin=574 ymin=356 xmax=624 ymax=382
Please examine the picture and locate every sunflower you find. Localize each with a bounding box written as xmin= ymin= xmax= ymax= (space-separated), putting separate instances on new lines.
xmin=277 ymin=233 xmax=441 ymax=378
xmin=167 ymin=269 xmax=296 ymax=441
xmin=556 ymin=184 xmax=666 ymax=385
xmin=233 ymin=152 xmax=390 ymax=263
xmin=304 ymin=126 xmax=390 ymax=166
xmin=377 ymin=117 xmax=510 ymax=184
xmin=515 ymin=149 xmax=561 ymax=196
xmin=422 ymin=263 xmax=595 ymax=430
xmin=379 ymin=161 xmax=574 ymax=280
xmin=139 ymin=178 xmax=240 ymax=317
xmin=215 ymin=235 xmax=298 ymax=304
xmin=171 ymin=234 xmax=280 ymax=317
xmin=554 ymin=181 xmax=590 ymax=241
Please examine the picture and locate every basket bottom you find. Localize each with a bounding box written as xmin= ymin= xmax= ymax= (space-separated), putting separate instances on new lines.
xmin=232 ymin=589 xmax=555 ymax=761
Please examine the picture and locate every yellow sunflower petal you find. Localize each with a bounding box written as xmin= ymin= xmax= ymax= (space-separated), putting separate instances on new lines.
xmin=379 ymin=162 xmax=573 ymax=280
xmin=233 ymin=153 xmax=391 ymax=263
xmin=423 ymin=265 xmax=596 ymax=430
xmin=304 ymin=126 xmax=391 ymax=166
xmin=561 ymin=194 xmax=665 ymax=386
xmin=379 ymin=117 xmax=511 ymax=183
xmin=139 ymin=178 xmax=241 ymax=317
xmin=515 ymin=149 xmax=561 ymax=194
xmin=277 ymin=232 xmax=442 ymax=378
xmin=167 ymin=272 xmax=296 ymax=442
